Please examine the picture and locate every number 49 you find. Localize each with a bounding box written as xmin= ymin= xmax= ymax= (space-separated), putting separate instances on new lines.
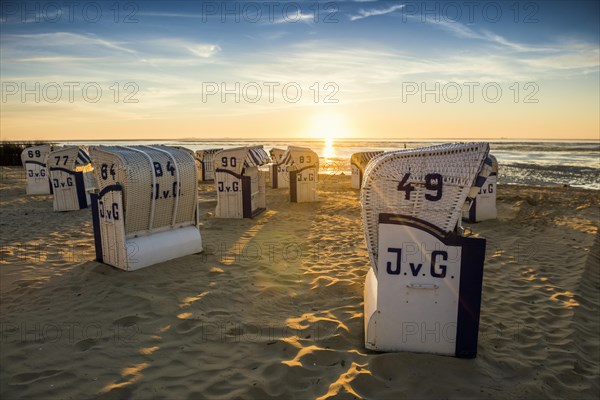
xmin=397 ymin=173 xmax=443 ymax=201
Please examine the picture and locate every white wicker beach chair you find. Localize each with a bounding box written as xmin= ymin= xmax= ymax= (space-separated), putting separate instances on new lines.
xmin=350 ymin=151 xmax=384 ymax=189
xmin=21 ymin=144 xmax=52 ymax=195
xmin=361 ymin=142 xmax=490 ymax=357
xmin=281 ymin=146 xmax=319 ymax=203
xmin=195 ymin=148 xmax=223 ymax=182
xmin=88 ymin=145 xmax=202 ymax=271
xmin=214 ymin=146 xmax=270 ymax=218
xmin=47 ymin=146 xmax=96 ymax=211
xmin=269 ymin=147 xmax=289 ymax=189
xmin=462 ymin=155 xmax=498 ymax=222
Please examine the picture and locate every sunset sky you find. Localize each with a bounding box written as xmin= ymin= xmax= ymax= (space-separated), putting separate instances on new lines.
xmin=1 ymin=0 xmax=598 ymax=140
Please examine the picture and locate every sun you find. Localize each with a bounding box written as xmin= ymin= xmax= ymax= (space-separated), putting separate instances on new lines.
xmin=311 ymin=113 xmax=348 ymax=140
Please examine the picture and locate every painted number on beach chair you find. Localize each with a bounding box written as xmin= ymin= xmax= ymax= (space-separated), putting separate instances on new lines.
xmin=397 ymin=173 xmax=444 ymax=201
xmin=397 ymin=173 xmax=415 ymax=200
xmin=424 ymin=173 xmax=443 ymax=201
xmin=54 ymin=155 xmax=69 ymax=166
xmin=27 ymin=150 xmax=41 ymax=158
xmin=166 ymin=161 xmax=176 ymax=176
xmin=221 ymin=157 xmax=237 ymax=168
xmin=100 ymin=163 xmax=116 ymax=180
xmin=217 ymin=181 xmax=239 ymax=192
xmin=299 ymin=156 xmax=312 ymax=164
xmin=385 ymin=247 xmax=449 ymax=278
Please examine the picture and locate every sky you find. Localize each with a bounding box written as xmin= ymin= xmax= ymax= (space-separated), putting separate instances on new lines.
xmin=0 ymin=0 xmax=599 ymax=140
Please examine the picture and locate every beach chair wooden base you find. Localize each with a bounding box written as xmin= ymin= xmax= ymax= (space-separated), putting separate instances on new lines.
xmin=364 ymin=214 xmax=485 ymax=357
xmin=91 ymin=187 xmax=203 ymax=271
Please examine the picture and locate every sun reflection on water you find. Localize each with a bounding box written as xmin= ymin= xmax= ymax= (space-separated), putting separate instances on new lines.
xmin=323 ymin=137 xmax=336 ymax=159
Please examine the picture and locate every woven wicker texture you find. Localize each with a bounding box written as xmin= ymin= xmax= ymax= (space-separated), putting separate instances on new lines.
xmin=195 ymin=148 xmax=223 ymax=181
xmin=89 ymin=145 xmax=198 ymax=237
xmin=361 ymin=142 xmax=490 ymax=267
xmin=195 ymin=148 xmax=223 ymax=162
xmin=350 ymin=151 xmax=384 ymax=172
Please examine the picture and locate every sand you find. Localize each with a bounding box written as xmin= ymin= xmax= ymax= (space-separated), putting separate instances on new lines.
xmin=0 ymin=165 xmax=598 ymax=400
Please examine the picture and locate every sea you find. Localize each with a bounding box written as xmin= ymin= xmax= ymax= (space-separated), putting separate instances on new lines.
xmin=62 ymin=139 xmax=600 ymax=190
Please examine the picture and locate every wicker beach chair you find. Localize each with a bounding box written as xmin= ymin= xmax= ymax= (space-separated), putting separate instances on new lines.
xmin=21 ymin=144 xmax=52 ymax=195
xmin=350 ymin=151 xmax=384 ymax=189
xmin=47 ymin=146 xmax=96 ymax=211
xmin=269 ymin=147 xmax=289 ymax=189
xmin=195 ymin=148 xmax=223 ymax=182
xmin=281 ymin=146 xmax=319 ymax=203
xmin=361 ymin=142 xmax=490 ymax=357
xmin=214 ymin=146 xmax=270 ymax=218
xmin=88 ymin=145 xmax=202 ymax=271
xmin=462 ymin=154 xmax=498 ymax=222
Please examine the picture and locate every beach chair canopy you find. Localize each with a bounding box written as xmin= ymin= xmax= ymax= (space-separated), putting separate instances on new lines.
xmin=21 ymin=144 xmax=52 ymax=195
xmin=89 ymin=145 xmax=198 ymax=236
xmin=195 ymin=148 xmax=223 ymax=161
xmin=76 ymin=148 xmax=92 ymax=166
xmin=215 ymin=146 xmax=270 ymax=175
xmin=351 ymin=151 xmax=385 ymax=189
xmin=351 ymin=151 xmax=384 ymax=173
xmin=48 ymin=146 xmax=91 ymax=170
xmin=21 ymin=144 xmax=51 ymax=166
xmin=361 ymin=142 xmax=490 ymax=268
xmin=269 ymin=147 xmax=286 ymax=163
xmin=280 ymin=146 xmax=319 ymax=171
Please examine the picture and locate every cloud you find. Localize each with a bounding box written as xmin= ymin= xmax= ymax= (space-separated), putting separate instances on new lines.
xmin=1 ymin=32 xmax=137 ymax=55
xmin=186 ymin=44 xmax=222 ymax=58
xmin=349 ymin=4 xmax=405 ymax=21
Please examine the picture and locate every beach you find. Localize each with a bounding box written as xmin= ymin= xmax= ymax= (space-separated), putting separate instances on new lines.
xmin=0 ymin=165 xmax=598 ymax=399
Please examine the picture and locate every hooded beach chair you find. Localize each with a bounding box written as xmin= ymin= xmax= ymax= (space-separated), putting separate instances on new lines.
xmin=21 ymin=144 xmax=52 ymax=195
xmin=88 ymin=145 xmax=203 ymax=271
xmin=214 ymin=146 xmax=270 ymax=218
xmin=350 ymin=151 xmax=384 ymax=189
xmin=281 ymin=146 xmax=319 ymax=203
xmin=47 ymin=146 xmax=96 ymax=211
xmin=361 ymin=142 xmax=490 ymax=357
xmin=269 ymin=147 xmax=289 ymax=189
xmin=462 ymin=155 xmax=498 ymax=222
xmin=195 ymin=148 xmax=223 ymax=182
